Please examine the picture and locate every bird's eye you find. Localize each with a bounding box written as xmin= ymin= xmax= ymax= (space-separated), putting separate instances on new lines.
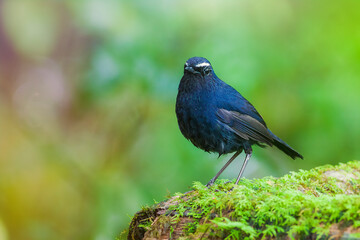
xmin=204 ymin=68 xmax=211 ymax=75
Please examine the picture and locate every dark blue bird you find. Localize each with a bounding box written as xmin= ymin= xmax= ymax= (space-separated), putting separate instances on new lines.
xmin=175 ymin=57 xmax=303 ymax=186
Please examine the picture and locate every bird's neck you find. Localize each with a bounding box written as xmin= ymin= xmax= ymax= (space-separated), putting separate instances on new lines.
xmin=180 ymin=74 xmax=218 ymax=93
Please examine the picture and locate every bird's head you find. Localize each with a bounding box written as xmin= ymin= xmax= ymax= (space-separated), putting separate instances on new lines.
xmin=184 ymin=57 xmax=213 ymax=77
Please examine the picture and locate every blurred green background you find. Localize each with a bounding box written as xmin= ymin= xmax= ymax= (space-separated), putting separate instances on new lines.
xmin=0 ymin=0 xmax=360 ymax=239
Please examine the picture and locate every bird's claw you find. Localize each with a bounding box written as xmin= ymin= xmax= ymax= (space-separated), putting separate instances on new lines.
xmin=206 ymin=178 xmax=216 ymax=187
xmin=206 ymin=178 xmax=237 ymax=187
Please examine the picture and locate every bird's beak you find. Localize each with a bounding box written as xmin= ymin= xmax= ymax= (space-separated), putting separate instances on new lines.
xmin=185 ymin=66 xmax=195 ymax=73
xmin=185 ymin=66 xmax=200 ymax=75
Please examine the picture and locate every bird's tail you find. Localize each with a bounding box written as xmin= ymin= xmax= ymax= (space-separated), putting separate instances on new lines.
xmin=268 ymin=129 xmax=303 ymax=160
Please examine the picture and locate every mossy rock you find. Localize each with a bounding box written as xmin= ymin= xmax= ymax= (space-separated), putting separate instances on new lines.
xmin=126 ymin=161 xmax=360 ymax=240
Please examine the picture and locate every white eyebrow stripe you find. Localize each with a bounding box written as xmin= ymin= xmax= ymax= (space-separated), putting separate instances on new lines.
xmin=195 ymin=62 xmax=210 ymax=67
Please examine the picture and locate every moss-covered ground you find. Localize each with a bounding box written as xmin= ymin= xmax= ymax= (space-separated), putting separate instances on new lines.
xmin=127 ymin=161 xmax=360 ymax=239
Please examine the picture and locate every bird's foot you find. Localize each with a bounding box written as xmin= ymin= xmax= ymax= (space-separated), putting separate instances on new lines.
xmin=206 ymin=179 xmax=237 ymax=187
xmin=206 ymin=177 xmax=216 ymax=187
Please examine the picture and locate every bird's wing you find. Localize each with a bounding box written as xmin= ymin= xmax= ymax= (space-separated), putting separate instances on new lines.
xmin=216 ymin=83 xmax=267 ymax=127
xmin=216 ymin=108 xmax=274 ymax=146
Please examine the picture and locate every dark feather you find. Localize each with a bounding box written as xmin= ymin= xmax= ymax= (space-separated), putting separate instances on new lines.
xmin=268 ymin=129 xmax=304 ymax=159
xmin=216 ymin=109 xmax=274 ymax=146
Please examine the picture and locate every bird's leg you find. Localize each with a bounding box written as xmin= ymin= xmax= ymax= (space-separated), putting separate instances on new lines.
xmin=235 ymin=148 xmax=252 ymax=184
xmin=206 ymin=150 xmax=242 ymax=187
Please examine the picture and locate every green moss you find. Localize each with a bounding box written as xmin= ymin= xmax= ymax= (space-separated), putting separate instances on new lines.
xmin=164 ymin=161 xmax=360 ymax=239
xmin=126 ymin=206 xmax=158 ymax=240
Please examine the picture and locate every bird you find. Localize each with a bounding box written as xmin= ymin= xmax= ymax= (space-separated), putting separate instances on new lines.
xmin=175 ymin=57 xmax=303 ymax=186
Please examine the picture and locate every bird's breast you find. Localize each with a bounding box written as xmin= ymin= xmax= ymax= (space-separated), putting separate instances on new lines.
xmin=176 ymin=91 xmax=239 ymax=154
